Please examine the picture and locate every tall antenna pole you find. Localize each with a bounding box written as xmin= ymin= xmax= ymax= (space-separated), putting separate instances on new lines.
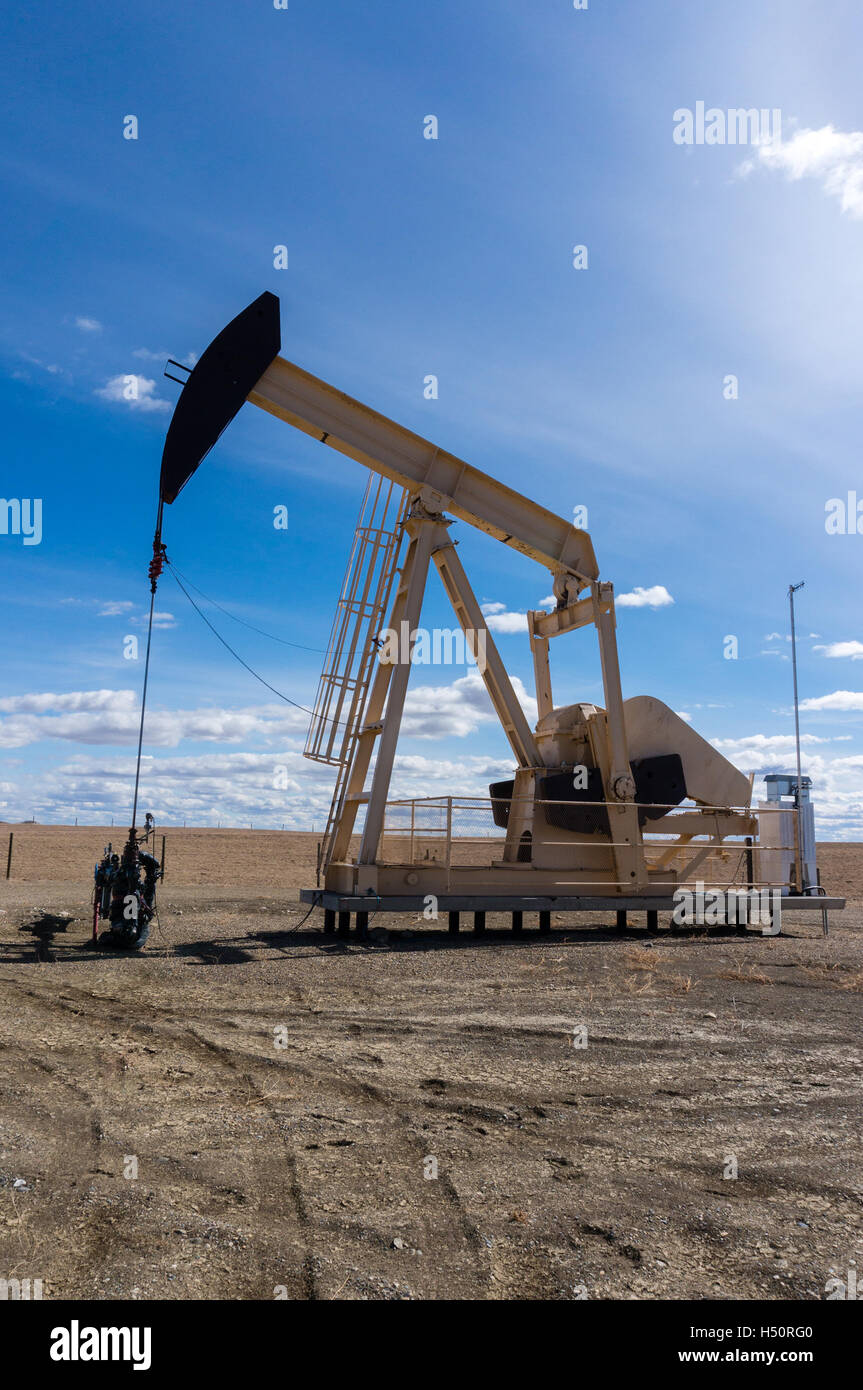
xmin=788 ymin=581 xmax=805 ymax=892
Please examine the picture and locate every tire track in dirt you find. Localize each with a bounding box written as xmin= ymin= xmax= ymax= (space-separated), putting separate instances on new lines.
xmin=0 ymin=1006 xmax=123 ymax=1289
xmin=1 ymin=980 xmax=314 ymax=1297
xmin=2 ymin=978 xmax=492 ymax=1299
xmin=91 ymin=984 xmax=489 ymax=1293
xmin=0 ymin=993 xmax=111 ymax=1166
xmin=186 ymin=1029 xmax=318 ymax=1298
xmin=183 ymin=1019 xmax=492 ymax=1298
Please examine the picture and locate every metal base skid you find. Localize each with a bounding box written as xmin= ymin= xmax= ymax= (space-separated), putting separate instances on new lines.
xmin=301 ymin=889 xmax=844 ymax=939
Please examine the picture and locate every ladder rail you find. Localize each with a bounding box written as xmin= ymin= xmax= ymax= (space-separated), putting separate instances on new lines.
xmin=304 ymin=478 xmax=409 ymax=868
xmin=304 ymin=477 xmax=406 ymax=762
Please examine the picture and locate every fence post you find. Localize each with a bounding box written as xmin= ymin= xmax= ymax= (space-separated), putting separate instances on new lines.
xmin=5 ymin=832 xmax=12 ymax=880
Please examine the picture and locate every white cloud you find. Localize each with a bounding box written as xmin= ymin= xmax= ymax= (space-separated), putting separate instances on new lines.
xmin=1 ymin=689 xmax=860 ymax=837
xmin=0 ymin=676 xmax=540 ymax=754
xmin=799 ymin=690 xmax=863 ymax=712
xmin=17 ymin=351 xmax=64 ymax=377
xmin=0 ymin=681 xmax=531 ymax=823
xmin=740 ymin=124 xmax=863 ymax=219
xmin=712 ymin=733 xmax=833 ymax=766
xmin=484 ymin=610 xmax=528 ymax=633
xmin=75 ymin=316 xmax=102 ymax=332
xmin=814 ymin=640 xmax=863 ymax=661
xmin=0 ymin=690 xmax=137 ymax=716
xmin=97 ymin=601 xmax=134 ymax=617
xmin=0 ymin=743 xmax=523 ymax=831
xmin=0 ymin=689 xmax=309 ymax=750
xmin=133 ymin=348 xmax=196 ymax=367
xmin=402 ymin=671 xmax=536 ymax=738
xmin=95 ymin=602 xmax=176 ymax=628
xmin=479 ymin=594 xmax=558 ymax=633
xmin=0 ymin=749 xmax=313 ymax=827
xmin=95 ymin=374 xmax=171 ymax=414
xmin=710 ymin=734 xmax=863 ymax=839
xmin=616 ymin=585 xmax=674 ymax=609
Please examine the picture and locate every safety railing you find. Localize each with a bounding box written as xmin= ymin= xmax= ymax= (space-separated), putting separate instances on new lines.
xmin=376 ymin=795 xmax=795 ymax=890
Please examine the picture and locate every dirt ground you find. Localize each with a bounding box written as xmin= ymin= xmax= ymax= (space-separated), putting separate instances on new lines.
xmin=1 ymin=824 xmax=860 ymax=1301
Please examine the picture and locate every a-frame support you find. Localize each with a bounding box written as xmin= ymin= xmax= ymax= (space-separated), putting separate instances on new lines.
xmin=430 ymin=528 xmax=540 ymax=770
xmin=430 ymin=527 xmax=541 ymax=865
xmin=328 ymin=504 xmax=544 ymax=878
xmin=527 ymin=580 xmax=646 ymax=890
xmin=327 ymin=505 xmax=646 ymax=892
xmin=591 ymin=581 xmax=645 ymax=890
xmin=357 ymin=514 xmax=438 ymax=864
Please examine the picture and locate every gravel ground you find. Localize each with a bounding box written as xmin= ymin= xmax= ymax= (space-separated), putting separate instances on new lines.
xmin=0 ymin=829 xmax=860 ymax=1301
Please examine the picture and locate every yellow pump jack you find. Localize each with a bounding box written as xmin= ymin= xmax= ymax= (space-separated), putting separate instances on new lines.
xmin=158 ymin=293 xmax=843 ymax=939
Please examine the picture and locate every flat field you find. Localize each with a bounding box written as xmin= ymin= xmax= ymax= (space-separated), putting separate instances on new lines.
xmin=1 ymin=824 xmax=860 ymax=1300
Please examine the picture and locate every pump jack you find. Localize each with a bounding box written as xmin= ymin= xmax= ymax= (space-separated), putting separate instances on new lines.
xmin=157 ymin=293 xmax=844 ymax=937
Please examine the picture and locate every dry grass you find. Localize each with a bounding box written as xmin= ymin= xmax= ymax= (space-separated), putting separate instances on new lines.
xmin=715 ymin=965 xmax=769 ymax=985
xmin=620 ymin=948 xmax=694 ymax=995
xmin=622 ymin=947 xmax=661 ymax=972
xmin=294 ymin=985 xmax=323 ymax=1015
xmin=837 ymin=970 xmax=863 ymax=992
xmin=800 ymin=963 xmax=863 ymax=992
xmin=622 ymin=973 xmax=655 ymax=996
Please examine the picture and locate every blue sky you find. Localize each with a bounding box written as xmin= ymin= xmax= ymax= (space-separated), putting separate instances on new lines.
xmin=0 ymin=0 xmax=861 ymax=836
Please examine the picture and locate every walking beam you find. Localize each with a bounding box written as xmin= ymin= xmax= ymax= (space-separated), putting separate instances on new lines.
xmin=248 ymin=355 xmax=597 ymax=586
